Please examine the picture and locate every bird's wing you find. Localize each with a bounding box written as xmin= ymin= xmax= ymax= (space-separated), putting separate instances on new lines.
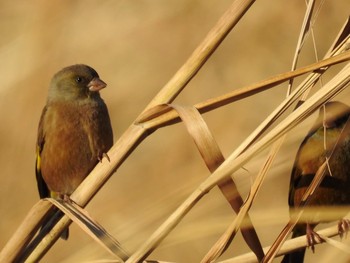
xmin=288 ymin=158 xmax=301 ymax=207
xmin=288 ymin=131 xmax=314 ymax=207
xmin=83 ymin=102 xmax=113 ymax=160
xmin=36 ymin=106 xmax=50 ymax=199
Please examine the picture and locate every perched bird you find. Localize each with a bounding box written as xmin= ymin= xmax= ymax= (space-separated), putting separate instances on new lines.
xmin=282 ymin=101 xmax=350 ymax=263
xmin=35 ymin=64 xmax=113 ymax=239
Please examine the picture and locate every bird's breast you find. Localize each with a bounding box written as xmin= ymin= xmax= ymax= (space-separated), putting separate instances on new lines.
xmin=40 ymin=102 xmax=103 ymax=195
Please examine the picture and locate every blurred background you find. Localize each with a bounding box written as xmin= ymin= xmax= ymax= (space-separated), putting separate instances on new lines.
xmin=1 ymin=0 xmax=350 ymax=262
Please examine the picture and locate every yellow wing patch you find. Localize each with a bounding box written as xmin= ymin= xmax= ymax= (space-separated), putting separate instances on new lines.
xmin=36 ymin=145 xmax=41 ymax=174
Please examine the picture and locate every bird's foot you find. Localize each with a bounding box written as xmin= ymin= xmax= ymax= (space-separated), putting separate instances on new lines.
xmin=63 ymin=194 xmax=74 ymax=205
xmin=338 ymin=219 xmax=350 ymax=239
xmin=98 ymin=152 xmax=110 ymax=163
xmin=306 ymin=224 xmax=324 ymax=253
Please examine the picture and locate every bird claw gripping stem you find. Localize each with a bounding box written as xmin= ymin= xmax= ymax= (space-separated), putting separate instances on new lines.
xmin=338 ymin=218 xmax=350 ymax=238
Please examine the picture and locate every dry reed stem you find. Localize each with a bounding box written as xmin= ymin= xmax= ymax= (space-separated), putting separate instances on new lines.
xmin=328 ymin=17 xmax=350 ymax=55
xmin=287 ymin=0 xmax=315 ymax=95
xmin=139 ymin=50 xmax=350 ymax=130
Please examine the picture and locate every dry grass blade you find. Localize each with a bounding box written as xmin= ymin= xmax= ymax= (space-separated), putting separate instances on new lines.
xmin=328 ymin=16 xmax=350 ymax=55
xmin=201 ymin=140 xmax=282 ymax=263
xmin=170 ymin=104 xmax=225 ymax=172
xmin=47 ymin=199 xmax=129 ymax=261
xmin=287 ymin=0 xmax=315 ymax=94
xmin=296 ymin=22 xmax=350 ymax=103
xmin=21 ymin=197 xmax=129 ymax=263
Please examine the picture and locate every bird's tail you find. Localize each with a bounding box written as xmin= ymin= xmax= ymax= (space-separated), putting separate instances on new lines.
xmin=281 ymin=228 xmax=306 ymax=263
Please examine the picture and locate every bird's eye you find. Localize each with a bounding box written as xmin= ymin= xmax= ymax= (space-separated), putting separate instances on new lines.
xmin=76 ymin=76 xmax=83 ymax=83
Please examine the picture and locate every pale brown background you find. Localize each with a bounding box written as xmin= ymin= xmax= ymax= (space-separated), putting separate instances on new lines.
xmin=1 ymin=1 xmax=350 ymax=262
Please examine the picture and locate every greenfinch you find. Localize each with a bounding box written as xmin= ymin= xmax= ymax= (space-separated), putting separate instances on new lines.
xmin=35 ymin=64 xmax=113 ymax=239
xmin=282 ymin=101 xmax=350 ymax=262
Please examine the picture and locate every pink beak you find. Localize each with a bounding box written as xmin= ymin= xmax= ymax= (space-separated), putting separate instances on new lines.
xmin=87 ymin=77 xmax=107 ymax=92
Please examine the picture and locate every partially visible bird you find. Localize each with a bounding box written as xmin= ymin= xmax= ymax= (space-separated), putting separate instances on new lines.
xmin=35 ymin=64 xmax=113 ymax=239
xmin=282 ymin=101 xmax=350 ymax=263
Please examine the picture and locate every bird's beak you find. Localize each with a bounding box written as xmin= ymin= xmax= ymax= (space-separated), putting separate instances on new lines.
xmin=87 ymin=77 xmax=107 ymax=92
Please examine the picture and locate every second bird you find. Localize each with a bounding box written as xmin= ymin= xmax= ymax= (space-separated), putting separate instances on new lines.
xmin=282 ymin=101 xmax=350 ymax=262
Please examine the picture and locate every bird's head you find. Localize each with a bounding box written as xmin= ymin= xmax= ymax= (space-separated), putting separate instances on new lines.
xmin=48 ymin=64 xmax=107 ymax=102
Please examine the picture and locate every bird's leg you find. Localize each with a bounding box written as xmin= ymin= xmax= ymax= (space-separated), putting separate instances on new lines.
xmin=52 ymin=192 xmax=73 ymax=205
xmin=63 ymin=194 xmax=74 ymax=205
xmin=338 ymin=219 xmax=350 ymax=238
xmin=306 ymin=223 xmax=324 ymax=253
